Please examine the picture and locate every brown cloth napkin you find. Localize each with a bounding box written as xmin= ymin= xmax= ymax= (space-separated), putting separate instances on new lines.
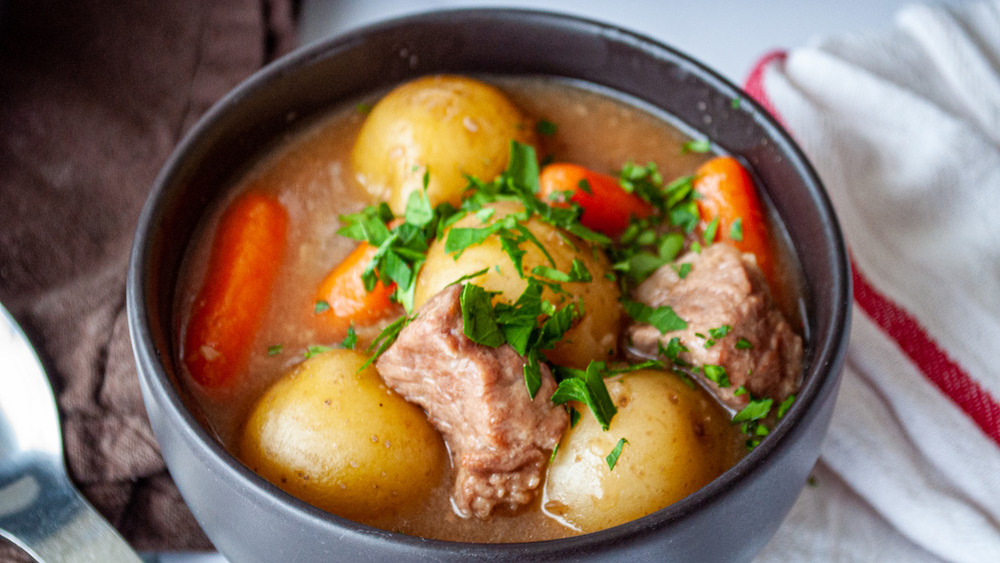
xmin=0 ymin=0 xmax=298 ymax=557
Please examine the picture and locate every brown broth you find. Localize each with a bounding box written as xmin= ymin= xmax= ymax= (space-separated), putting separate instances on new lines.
xmin=174 ymin=77 xmax=765 ymax=542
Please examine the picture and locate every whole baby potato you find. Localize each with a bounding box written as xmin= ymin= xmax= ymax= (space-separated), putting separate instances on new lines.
xmin=414 ymin=201 xmax=621 ymax=368
xmin=239 ymin=349 xmax=445 ymax=520
xmin=542 ymin=370 xmax=738 ymax=532
xmin=351 ymin=75 xmax=537 ymax=214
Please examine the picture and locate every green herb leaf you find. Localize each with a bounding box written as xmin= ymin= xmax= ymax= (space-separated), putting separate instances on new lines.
xmin=267 ymin=344 xmax=283 ymax=356
xmin=314 ymin=300 xmax=331 ymax=314
xmin=550 ymin=361 xmax=618 ymax=430
xmin=777 ymin=394 xmax=796 ymax=419
xmin=535 ymin=119 xmax=558 ymax=136
xmin=340 ymin=325 xmax=357 ymax=350
xmin=605 ymin=438 xmax=629 ymax=470
xmin=523 ymin=349 xmax=542 ymax=399
xmin=675 ymin=262 xmax=692 ymax=279
xmin=658 ymin=232 xmax=685 ymax=261
xmin=361 ymin=314 xmax=414 ymax=370
xmin=577 ymin=178 xmax=593 ymax=194
xmin=702 ymin=364 xmax=731 ymax=388
xmin=733 ymin=397 xmax=774 ymax=423
xmin=729 ymin=218 xmax=744 ymax=241
xmin=459 ymin=284 xmax=505 ymax=348
xmin=507 ymin=140 xmax=540 ymax=195
xmin=404 ymin=185 xmax=434 ymax=228
xmin=445 ymin=224 xmax=500 ymax=255
xmin=708 ymin=325 xmax=733 ymax=340
xmin=682 ymin=139 xmax=712 ymax=154
xmin=622 ymin=299 xmax=687 ymax=334
xmin=703 ymin=216 xmax=720 ymax=245
xmin=613 ymin=252 xmax=668 ymax=284
xmin=736 ymin=337 xmax=754 ymax=350
xmin=304 ymin=344 xmax=333 ymax=359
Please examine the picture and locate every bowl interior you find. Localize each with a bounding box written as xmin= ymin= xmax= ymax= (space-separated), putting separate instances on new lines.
xmin=128 ymin=8 xmax=850 ymax=560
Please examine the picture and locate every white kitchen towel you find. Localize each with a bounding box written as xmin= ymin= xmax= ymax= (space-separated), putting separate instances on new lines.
xmin=748 ymin=2 xmax=1000 ymax=561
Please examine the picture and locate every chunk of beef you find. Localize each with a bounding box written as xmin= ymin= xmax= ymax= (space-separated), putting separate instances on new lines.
xmin=376 ymin=284 xmax=568 ymax=519
xmin=624 ymin=243 xmax=802 ymax=410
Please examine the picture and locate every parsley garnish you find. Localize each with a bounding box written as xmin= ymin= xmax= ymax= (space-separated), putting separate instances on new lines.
xmin=735 ymin=337 xmax=754 ymax=350
xmin=460 ymin=284 xmax=505 ymax=347
xmin=777 ymin=394 xmax=796 ymax=419
xmin=550 ymin=361 xmax=618 ymax=430
xmin=729 ymin=218 xmax=744 ymax=241
xmin=734 ymin=397 xmax=773 ymax=423
xmin=314 ymin=300 xmax=331 ymax=314
xmin=339 ymin=325 xmax=357 ymax=350
xmin=682 ymin=139 xmax=712 ymax=154
xmin=622 ymin=299 xmax=687 ymax=334
xmin=359 ymin=314 xmax=414 ymax=370
xmin=535 ymin=119 xmax=558 ymax=136
xmin=337 ymin=176 xmax=459 ymax=314
xmin=304 ymin=345 xmax=333 ymax=359
xmin=267 ymin=344 xmax=283 ymax=356
xmin=702 ymin=364 xmax=731 ymax=388
xmin=703 ymin=216 xmax=719 ymax=245
xmin=605 ymin=438 xmax=629 ymax=470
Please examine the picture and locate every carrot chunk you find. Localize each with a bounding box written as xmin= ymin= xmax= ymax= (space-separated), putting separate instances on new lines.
xmin=313 ymin=242 xmax=397 ymax=331
xmin=694 ymin=156 xmax=778 ymax=289
xmin=183 ymin=192 xmax=288 ymax=388
xmin=538 ymin=163 xmax=653 ymax=237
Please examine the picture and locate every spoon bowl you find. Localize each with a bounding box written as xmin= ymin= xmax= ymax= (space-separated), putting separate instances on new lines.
xmin=0 ymin=304 xmax=142 ymax=562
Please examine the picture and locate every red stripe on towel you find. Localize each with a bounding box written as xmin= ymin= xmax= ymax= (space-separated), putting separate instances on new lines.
xmin=745 ymin=52 xmax=1000 ymax=447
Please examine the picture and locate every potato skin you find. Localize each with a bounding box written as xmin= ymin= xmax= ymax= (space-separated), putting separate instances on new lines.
xmin=352 ymin=75 xmax=537 ymax=214
xmin=414 ymin=201 xmax=621 ymax=368
xmin=542 ymin=370 xmax=739 ymax=532
xmin=239 ymin=349 xmax=445 ymax=520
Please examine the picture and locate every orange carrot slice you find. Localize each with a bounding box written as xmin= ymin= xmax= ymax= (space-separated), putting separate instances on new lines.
xmin=538 ymin=163 xmax=653 ymax=237
xmin=184 ymin=191 xmax=288 ymax=388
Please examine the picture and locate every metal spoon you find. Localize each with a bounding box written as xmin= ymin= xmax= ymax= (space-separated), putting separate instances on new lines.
xmin=0 ymin=303 xmax=142 ymax=562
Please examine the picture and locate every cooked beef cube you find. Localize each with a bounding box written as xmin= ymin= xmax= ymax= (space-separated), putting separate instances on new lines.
xmin=624 ymin=243 xmax=802 ymax=410
xmin=376 ymin=284 xmax=569 ymax=519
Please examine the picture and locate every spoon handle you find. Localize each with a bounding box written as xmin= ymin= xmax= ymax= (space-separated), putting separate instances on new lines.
xmin=0 ymin=468 xmax=142 ymax=563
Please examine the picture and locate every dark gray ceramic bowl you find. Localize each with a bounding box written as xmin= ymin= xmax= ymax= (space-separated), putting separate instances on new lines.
xmin=127 ymin=8 xmax=850 ymax=562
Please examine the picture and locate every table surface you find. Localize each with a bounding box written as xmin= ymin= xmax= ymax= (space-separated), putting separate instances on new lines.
xmin=162 ymin=0 xmax=967 ymax=560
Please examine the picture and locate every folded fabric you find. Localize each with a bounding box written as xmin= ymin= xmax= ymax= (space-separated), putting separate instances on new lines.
xmin=0 ymin=0 xmax=298 ymax=559
xmin=747 ymin=2 xmax=1000 ymax=561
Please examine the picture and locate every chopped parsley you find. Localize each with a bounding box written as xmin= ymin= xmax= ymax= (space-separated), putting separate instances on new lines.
xmin=359 ymin=314 xmax=414 ymax=370
xmin=735 ymin=337 xmax=754 ymax=350
xmin=622 ymin=299 xmax=687 ymax=334
xmin=550 ymin=361 xmax=618 ymax=430
xmin=675 ymin=262 xmax=692 ymax=279
xmin=339 ymin=325 xmax=357 ymax=350
xmin=605 ymin=438 xmax=629 ymax=470
xmin=267 ymin=344 xmax=283 ymax=356
xmin=732 ymin=391 xmax=777 ymax=450
xmin=703 ymin=216 xmax=719 ymax=245
xmin=535 ymin=119 xmax=558 ymax=136
xmin=702 ymin=364 xmax=731 ymax=388
xmin=304 ymin=344 xmax=333 ymax=359
xmin=682 ymin=139 xmax=712 ymax=154
xmin=314 ymin=300 xmax=331 ymax=314
xmin=729 ymin=218 xmax=744 ymax=241
xmin=733 ymin=397 xmax=773 ymax=422
xmin=777 ymin=394 xmax=796 ymax=419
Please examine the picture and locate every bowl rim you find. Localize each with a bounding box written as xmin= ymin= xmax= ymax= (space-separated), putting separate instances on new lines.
xmin=127 ymin=6 xmax=851 ymax=556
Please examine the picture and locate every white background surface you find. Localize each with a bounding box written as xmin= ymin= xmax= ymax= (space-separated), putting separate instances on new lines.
xmin=299 ymin=0 xmax=967 ymax=84
xmin=163 ymin=1 xmax=970 ymax=561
